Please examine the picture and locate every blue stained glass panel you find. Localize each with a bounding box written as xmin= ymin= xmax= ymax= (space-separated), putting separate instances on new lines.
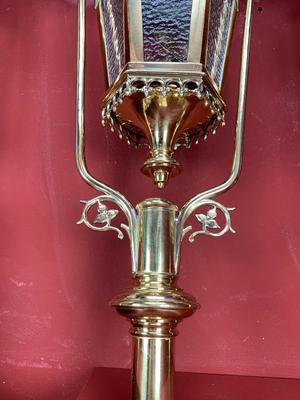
xmin=206 ymin=0 xmax=236 ymax=88
xmin=100 ymin=0 xmax=125 ymax=86
xmin=141 ymin=0 xmax=193 ymax=62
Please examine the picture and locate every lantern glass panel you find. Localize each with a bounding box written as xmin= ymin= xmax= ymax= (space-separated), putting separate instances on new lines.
xmin=206 ymin=0 xmax=236 ymax=88
xmin=141 ymin=0 xmax=193 ymax=62
xmin=100 ymin=0 xmax=125 ymax=85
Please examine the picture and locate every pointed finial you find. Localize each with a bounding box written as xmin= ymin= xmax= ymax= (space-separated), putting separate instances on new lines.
xmin=153 ymin=170 xmax=169 ymax=190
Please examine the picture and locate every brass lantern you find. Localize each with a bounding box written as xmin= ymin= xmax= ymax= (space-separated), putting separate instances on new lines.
xmin=76 ymin=1 xmax=253 ymax=399
xmin=98 ymin=0 xmax=238 ymax=188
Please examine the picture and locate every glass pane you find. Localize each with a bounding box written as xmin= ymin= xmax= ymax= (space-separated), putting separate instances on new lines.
xmin=100 ymin=0 xmax=125 ymax=86
xmin=141 ymin=0 xmax=193 ymax=62
xmin=206 ymin=0 xmax=236 ymax=88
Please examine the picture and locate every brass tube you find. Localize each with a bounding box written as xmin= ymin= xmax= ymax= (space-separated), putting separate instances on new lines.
xmin=112 ymin=200 xmax=198 ymax=400
xmin=136 ymin=199 xmax=178 ymax=275
xmin=132 ymin=336 xmax=174 ymax=400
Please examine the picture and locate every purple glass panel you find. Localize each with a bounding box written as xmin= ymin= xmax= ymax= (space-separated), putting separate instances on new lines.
xmin=206 ymin=0 xmax=236 ymax=88
xmin=100 ymin=0 xmax=125 ymax=86
xmin=141 ymin=0 xmax=193 ymax=62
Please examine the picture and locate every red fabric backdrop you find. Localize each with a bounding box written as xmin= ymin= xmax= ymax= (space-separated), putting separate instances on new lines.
xmin=0 ymin=0 xmax=299 ymax=398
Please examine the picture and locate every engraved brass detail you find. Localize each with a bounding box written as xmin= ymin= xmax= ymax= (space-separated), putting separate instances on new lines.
xmin=101 ymin=64 xmax=226 ymax=188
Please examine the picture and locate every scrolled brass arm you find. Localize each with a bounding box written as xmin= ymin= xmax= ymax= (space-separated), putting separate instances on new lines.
xmin=76 ymin=0 xmax=138 ymax=270
xmin=174 ymin=0 xmax=254 ymax=272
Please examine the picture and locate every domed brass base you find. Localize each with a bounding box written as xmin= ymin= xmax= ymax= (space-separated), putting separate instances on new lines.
xmin=112 ymin=274 xmax=199 ymax=400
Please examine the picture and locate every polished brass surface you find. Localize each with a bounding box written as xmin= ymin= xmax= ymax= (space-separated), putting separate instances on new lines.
xmin=112 ymin=273 xmax=198 ymax=400
xmin=136 ymin=199 xmax=178 ymax=275
xmin=112 ymin=274 xmax=198 ymax=323
xmin=76 ymin=1 xmax=254 ymax=399
xmin=113 ymin=273 xmax=198 ymax=400
xmin=102 ymin=62 xmax=225 ymax=188
xmin=97 ymin=0 xmax=238 ymax=188
xmin=112 ymin=199 xmax=198 ymax=400
xmin=132 ymin=336 xmax=174 ymax=400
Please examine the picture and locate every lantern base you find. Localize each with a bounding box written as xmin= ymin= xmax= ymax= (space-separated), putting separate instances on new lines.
xmin=101 ymin=62 xmax=226 ymax=188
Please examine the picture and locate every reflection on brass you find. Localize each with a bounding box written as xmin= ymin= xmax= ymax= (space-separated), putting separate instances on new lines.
xmin=112 ymin=199 xmax=198 ymax=400
xmin=76 ymin=1 xmax=254 ymax=399
xmin=102 ymin=63 xmax=225 ymax=188
xmin=97 ymin=0 xmax=239 ymax=188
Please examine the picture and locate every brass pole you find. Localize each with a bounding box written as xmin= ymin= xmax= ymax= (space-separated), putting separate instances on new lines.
xmin=76 ymin=1 xmax=254 ymax=400
xmin=112 ymin=199 xmax=198 ymax=400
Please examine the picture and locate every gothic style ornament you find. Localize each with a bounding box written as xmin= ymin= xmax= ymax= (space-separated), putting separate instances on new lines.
xmin=76 ymin=1 xmax=253 ymax=399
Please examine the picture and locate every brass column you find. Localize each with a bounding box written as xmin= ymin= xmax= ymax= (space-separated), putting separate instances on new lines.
xmin=112 ymin=199 xmax=198 ymax=400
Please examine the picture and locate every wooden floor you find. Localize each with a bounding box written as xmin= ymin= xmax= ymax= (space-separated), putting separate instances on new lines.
xmin=78 ymin=367 xmax=300 ymax=400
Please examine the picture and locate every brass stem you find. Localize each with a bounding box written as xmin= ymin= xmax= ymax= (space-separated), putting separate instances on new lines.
xmin=112 ymin=199 xmax=198 ymax=400
xmin=131 ymin=335 xmax=174 ymax=400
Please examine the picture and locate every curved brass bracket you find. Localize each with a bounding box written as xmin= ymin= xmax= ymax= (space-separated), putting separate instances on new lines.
xmin=174 ymin=0 xmax=254 ymax=272
xmin=76 ymin=0 xmax=253 ymax=276
xmin=182 ymin=199 xmax=236 ymax=243
xmin=76 ymin=0 xmax=138 ymax=271
xmin=77 ymin=195 xmax=130 ymax=239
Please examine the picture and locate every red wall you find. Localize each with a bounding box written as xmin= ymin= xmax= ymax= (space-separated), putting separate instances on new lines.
xmin=0 ymin=0 xmax=300 ymax=398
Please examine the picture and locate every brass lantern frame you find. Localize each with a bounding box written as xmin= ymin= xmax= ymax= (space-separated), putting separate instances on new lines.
xmin=75 ymin=1 xmax=254 ymax=399
xmin=96 ymin=0 xmax=239 ymax=188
